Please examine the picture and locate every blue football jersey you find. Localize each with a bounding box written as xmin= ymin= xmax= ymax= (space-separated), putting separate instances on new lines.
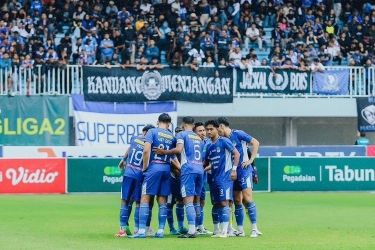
xmin=206 ymin=137 xmax=235 ymax=183
xmin=177 ymin=131 xmax=204 ymax=175
xmin=124 ymin=135 xmax=145 ymax=180
xmin=144 ymin=128 xmax=176 ymax=172
xmin=229 ymin=130 xmax=253 ymax=172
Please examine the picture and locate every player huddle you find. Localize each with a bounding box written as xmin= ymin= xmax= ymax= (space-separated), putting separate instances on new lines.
xmin=116 ymin=113 xmax=261 ymax=239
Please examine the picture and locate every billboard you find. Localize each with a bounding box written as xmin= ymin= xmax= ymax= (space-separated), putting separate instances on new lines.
xmin=271 ymin=157 xmax=375 ymax=191
xmin=252 ymin=157 xmax=270 ymax=192
xmin=367 ymin=146 xmax=375 ymax=157
xmin=257 ymin=146 xmax=366 ymax=157
xmin=67 ymin=158 xmax=122 ymax=192
xmin=82 ymin=66 xmax=233 ymax=103
xmin=0 ymin=159 xmax=66 ymax=194
xmin=2 ymin=146 xmax=126 ymax=158
xmin=0 ymin=96 xmax=69 ymax=146
xmin=72 ymin=94 xmax=178 ymax=146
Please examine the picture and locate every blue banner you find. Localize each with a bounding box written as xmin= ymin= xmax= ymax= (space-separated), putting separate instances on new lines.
xmin=312 ymin=70 xmax=349 ymax=95
xmin=257 ymin=146 xmax=367 ymax=157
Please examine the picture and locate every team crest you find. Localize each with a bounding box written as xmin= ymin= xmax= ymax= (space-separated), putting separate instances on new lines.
xmin=233 ymin=142 xmax=236 ymax=146
xmin=268 ymin=71 xmax=288 ymax=91
xmin=141 ymin=70 xmax=165 ymax=100
xmin=217 ymin=147 xmax=220 ymax=153
xmin=322 ymin=74 xmax=339 ymax=92
xmin=361 ymin=105 xmax=375 ymax=125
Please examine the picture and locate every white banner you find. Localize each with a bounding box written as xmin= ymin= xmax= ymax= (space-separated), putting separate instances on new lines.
xmin=72 ymin=95 xmax=178 ymax=146
xmin=2 ymin=146 xmax=127 ymax=158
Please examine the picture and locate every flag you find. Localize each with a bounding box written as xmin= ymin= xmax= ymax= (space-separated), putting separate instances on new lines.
xmin=313 ymin=69 xmax=349 ymax=95
xmin=357 ymin=97 xmax=375 ymax=132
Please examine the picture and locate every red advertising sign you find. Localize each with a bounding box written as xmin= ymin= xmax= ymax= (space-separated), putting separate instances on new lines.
xmin=0 ymin=159 xmax=66 ymax=194
xmin=367 ymin=146 xmax=375 ymax=156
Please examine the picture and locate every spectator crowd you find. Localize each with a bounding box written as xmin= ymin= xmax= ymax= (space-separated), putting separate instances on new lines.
xmin=1 ymin=0 xmax=375 ymax=95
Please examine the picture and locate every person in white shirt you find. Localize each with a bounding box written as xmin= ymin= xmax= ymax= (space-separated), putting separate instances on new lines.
xmin=203 ymin=56 xmax=215 ymax=67
xmin=229 ymin=47 xmax=242 ymax=65
xmin=140 ymin=0 xmax=152 ymax=13
xmin=239 ymin=57 xmax=253 ymax=78
xmin=250 ymin=55 xmax=261 ymax=66
xmin=311 ymin=58 xmax=325 ymax=73
xmin=325 ymin=40 xmax=342 ymax=65
xmin=171 ymin=0 xmax=180 ymax=14
xmin=245 ymin=23 xmax=263 ymax=51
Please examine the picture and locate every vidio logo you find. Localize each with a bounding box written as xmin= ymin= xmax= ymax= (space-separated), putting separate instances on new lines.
xmin=103 ymin=166 xmax=123 ymax=184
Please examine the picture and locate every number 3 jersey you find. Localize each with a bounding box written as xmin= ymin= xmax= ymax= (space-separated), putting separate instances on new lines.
xmin=144 ymin=128 xmax=176 ymax=172
xmin=205 ymin=137 xmax=235 ymax=183
xmin=177 ymin=130 xmax=205 ymax=176
xmin=124 ymin=135 xmax=146 ymax=180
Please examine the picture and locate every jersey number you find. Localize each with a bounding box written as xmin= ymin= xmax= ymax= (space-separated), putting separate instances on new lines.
xmin=129 ymin=148 xmax=143 ymax=166
xmin=154 ymin=145 xmax=170 ymax=162
xmin=194 ymin=144 xmax=201 ymax=161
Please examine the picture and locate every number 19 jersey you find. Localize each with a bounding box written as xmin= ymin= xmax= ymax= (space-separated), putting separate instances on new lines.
xmin=124 ymin=135 xmax=145 ymax=180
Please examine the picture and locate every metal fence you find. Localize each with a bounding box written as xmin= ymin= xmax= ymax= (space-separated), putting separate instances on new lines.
xmin=0 ymin=65 xmax=373 ymax=97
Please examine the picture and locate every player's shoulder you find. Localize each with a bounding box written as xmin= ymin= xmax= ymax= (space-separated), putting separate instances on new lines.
xmin=219 ymin=136 xmax=232 ymax=143
xmin=232 ymin=129 xmax=247 ymax=135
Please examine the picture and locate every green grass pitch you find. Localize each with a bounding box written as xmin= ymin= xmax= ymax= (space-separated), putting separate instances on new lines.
xmin=1 ymin=193 xmax=374 ymax=250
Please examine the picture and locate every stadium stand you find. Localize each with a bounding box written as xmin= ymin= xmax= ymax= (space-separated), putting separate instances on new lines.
xmin=0 ymin=0 xmax=374 ymax=96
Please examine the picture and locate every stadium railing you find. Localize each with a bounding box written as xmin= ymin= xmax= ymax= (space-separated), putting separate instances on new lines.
xmin=0 ymin=65 xmax=373 ymax=97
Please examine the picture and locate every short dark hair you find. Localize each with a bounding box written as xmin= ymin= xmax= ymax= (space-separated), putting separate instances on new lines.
xmin=175 ymin=126 xmax=183 ymax=133
xmin=158 ymin=113 xmax=172 ymax=123
xmin=193 ymin=122 xmax=204 ymax=132
xmin=194 ymin=122 xmax=204 ymax=128
xmin=360 ymin=132 xmax=366 ymax=137
xmin=182 ymin=116 xmax=194 ymax=125
xmin=205 ymin=120 xmax=219 ymax=128
xmin=142 ymin=124 xmax=155 ymax=132
xmin=217 ymin=117 xmax=230 ymax=126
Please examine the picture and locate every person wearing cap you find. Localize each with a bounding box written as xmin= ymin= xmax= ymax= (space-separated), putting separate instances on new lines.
xmin=189 ymin=13 xmax=201 ymax=32
xmin=106 ymin=1 xmax=119 ymax=21
xmin=311 ymin=58 xmax=325 ymax=73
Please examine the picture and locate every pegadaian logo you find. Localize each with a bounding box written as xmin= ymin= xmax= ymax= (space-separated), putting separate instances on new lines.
xmin=141 ymin=70 xmax=165 ymax=100
xmin=103 ymin=166 xmax=123 ymax=184
xmin=283 ymin=165 xmax=316 ymax=183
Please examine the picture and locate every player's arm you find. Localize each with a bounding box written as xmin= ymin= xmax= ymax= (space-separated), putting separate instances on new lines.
xmin=203 ymin=159 xmax=211 ymax=171
xmin=170 ymin=156 xmax=181 ymax=172
xmin=118 ymin=147 xmax=130 ymax=170
xmin=242 ymin=137 xmax=259 ymax=168
xmin=230 ymin=148 xmax=240 ymax=181
xmin=142 ymin=142 xmax=151 ymax=172
xmin=153 ymin=143 xmax=183 ymax=155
